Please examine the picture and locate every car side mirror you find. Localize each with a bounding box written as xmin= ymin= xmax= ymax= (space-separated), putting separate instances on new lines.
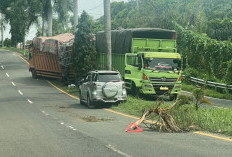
xmin=78 ymin=79 xmax=85 ymax=86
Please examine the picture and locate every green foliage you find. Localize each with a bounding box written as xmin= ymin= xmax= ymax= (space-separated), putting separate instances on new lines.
xmin=3 ymin=38 xmax=11 ymax=47
xmin=71 ymin=11 xmax=97 ymax=80
xmin=173 ymin=22 xmax=232 ymax=82
xmin=193 ymin=88 xmax=205 ymax=110
xmin=224 ymin=60 xmax=232 ymax=84
xmin=170 ymin=105 xmax=232 ymax=135
xmin=0 ymin=0 xmax=42 ymax=46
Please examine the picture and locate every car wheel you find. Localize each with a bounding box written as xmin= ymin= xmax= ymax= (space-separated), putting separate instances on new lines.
xmin=87 ymin=94 xmax=95 ymax=109
xmin=79 ymin=91 xmax=84 ymax=105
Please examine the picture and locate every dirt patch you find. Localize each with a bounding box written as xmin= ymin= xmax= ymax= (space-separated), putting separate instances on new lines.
xmin=81 ymin=116 xmax=114 ymax=122
xmin=59 ymin=106 xmax=72 ymax=109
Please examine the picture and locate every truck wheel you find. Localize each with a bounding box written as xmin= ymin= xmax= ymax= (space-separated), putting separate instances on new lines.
xmin=132 ymin=83 xmax=140 ymax=97
xmin=170 ymin=94 xmax=177 ymax=101
xmin=31 ymin=69 xmax=37 ymax=79
xmin=87 ymin=95 xmax=95 ymax=109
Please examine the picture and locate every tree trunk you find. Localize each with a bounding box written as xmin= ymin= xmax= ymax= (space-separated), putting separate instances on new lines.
xmin=47 ymin=0 xmax=53 ymax=37
xmin=0 ymin=13 xmax=4 ymax=47
xmin=22 ymin=35 xmax=25 ymax=50
xmin=73 ymin=0 xmax=78 ymax=32
xmin=42 ymin=17 xmax=45 ymax=36
xmin=1 ymin=23 xmax=3 ymax=47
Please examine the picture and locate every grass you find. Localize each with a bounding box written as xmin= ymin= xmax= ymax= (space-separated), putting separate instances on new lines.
xmin=49 ymin=79 xmax=80 ymax=97
xmin=1 ymin=47 xmax=30 ymax=58
xmin=111 ymin=96 xmax=172 ymax=117
xmin=169 ymin=104 xmax=232 ymax=136
xmin=182 ymin=82 xmax=232 ymax=100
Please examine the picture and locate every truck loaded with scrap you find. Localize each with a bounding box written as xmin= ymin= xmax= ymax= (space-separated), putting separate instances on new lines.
xmin=96 ymin=28 xmax=182 ymax=99
xmin=29 ymin=33 xmax=74 ymax=80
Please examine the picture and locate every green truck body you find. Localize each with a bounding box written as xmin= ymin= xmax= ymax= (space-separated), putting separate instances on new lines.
xmin=96 ymin=28 xmax=182 ymax=97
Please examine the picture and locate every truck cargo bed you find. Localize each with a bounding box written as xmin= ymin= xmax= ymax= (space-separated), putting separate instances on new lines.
xmin=29 ymin=52 xmax=62 ymax=78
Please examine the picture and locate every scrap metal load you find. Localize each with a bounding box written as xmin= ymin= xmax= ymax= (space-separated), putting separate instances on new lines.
xmin=29 ymin=33 xmax=74 ymax=79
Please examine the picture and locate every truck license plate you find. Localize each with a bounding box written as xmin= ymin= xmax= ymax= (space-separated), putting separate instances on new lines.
xmin=160 ymin=87 xmax=169 ymax=90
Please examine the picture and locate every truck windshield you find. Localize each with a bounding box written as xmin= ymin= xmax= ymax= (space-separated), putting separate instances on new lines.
xmin=97 ymin=73 xmax=121 ymax=82
xmin=144 ymin=58 xmax=181 ymax=71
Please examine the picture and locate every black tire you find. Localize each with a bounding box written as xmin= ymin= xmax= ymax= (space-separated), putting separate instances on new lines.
xmin=131 ymin=83 xmax=140 ymax=97
xmin=87 ymin=94 xmax=95 ymax=109
xmin=31 ymin=69 xmax=37 ymax=79
xmin=169 ymin=94 xmax=177 ymax=101
xmin=79 ymin=91 xmax=85 ymax=105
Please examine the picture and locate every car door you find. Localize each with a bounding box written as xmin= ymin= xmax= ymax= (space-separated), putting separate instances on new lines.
xmin=124 ymin=54 xmax=143 ymax=88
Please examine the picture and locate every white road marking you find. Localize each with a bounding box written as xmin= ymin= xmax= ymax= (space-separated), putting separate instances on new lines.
xmin=59 ymin=122 xmax=77 ymax=131
xmin=11 ymin=82 xmax=16 ymax=86
xmin=27 ymin=99 xmax=33 ymax=104
xmin=67 ymin=125 xmax=74 ymax=129
xmin=106 ymin=144 xmax=132 ymax=157
xmin=1 ymin=65 xmax=4 ymax=69
xmin=6 ymin=73 xmax=9 ymax=77
xmin=41 ymin=110 xmax=49 ymax=116
xmin=18 ymin=90 xmax=23 ymax=95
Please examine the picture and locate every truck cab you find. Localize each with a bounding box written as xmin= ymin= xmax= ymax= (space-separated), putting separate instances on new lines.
xmin=125 ymin=52 xmax=182 ymax=98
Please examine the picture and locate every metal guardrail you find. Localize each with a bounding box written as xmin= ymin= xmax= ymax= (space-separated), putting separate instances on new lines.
xmin=186 ymin=76 xmax=232 ymax=90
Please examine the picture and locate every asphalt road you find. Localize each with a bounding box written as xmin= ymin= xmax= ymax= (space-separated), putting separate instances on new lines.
xmin=1 ymin=49 xmax=232 ymax=157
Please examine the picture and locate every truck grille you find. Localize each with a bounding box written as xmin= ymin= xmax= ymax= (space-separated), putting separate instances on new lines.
xmin=149 ymin=77 xmax=177 ymax=82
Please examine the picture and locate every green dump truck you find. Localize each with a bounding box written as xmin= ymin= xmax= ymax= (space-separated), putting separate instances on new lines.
xmin=96 ymin=28 xmax=182 ymax=99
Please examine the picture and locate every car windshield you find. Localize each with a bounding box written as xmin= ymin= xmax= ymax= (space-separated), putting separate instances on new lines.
xmin=97 ymin=73 xmax=121 ymax=82
xmin=144 ymin=58 xmax=181 ymax=71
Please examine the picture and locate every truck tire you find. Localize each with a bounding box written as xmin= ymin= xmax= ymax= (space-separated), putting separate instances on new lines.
xmin=132 ymin=83 xmax=140 ymax=97
xmin=169 ymin=94 xmax=177 ymax=101
xmin=102 ymin=82 xmax=118 ymax=98
xmin=87 ymin=94 xmax=95 ymax=109
xmin=31 ymin=69 xmax=37 ymax=79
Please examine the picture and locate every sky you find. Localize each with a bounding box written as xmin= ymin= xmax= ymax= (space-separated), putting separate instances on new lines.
xmin=2 ymin=0 xmax=129 ymax=41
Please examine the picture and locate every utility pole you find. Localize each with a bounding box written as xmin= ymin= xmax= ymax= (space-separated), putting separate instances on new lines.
xmin=104 ymin=0 xmax=112 ymax=70
xmin=73 ymin=0 xmax=78 ymax=32
xmin=48 ymin=0 xmax=53 ymax=36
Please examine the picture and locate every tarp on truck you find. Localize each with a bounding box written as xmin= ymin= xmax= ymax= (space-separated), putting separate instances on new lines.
xmin=32 ymin=33 xmax=74 ymax=55
xmin=42 ymin=33 xmax=74 ymax=56
xmin=32 ymin=36 xmax=49 ymax=51
xmin=96 ymin=28 xmax=176 ymax=54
